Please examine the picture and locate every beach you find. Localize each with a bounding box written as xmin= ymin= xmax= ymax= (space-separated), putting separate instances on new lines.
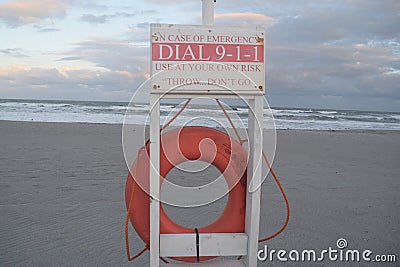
xmin=0 ymin=120 xmax=399 ymax=266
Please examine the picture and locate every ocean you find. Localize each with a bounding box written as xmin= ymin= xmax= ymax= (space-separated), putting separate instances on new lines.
xmin=1 ymin=98 xmax=399 ymax=130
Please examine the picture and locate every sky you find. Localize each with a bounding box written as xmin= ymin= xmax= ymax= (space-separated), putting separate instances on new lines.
xmin=0 ymin=0 xmax=399 ymax=112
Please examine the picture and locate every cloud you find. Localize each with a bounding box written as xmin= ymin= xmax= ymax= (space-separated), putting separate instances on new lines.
xmin=61 ymin=0 xmax=400 ymax=110
xmin=147 ymin=0 xmax=197 ymax=3
xmin=80 ymin=12 xmax=136 ymax=24
xmin=265 ymin=0 xmax=400 ymax=46
xmin=0 ymin=0 xmax=66 ymax=28
xmin=37 ymin=27 xmax=60 ymax=33
xmin=56 ymin=56 xmax=83 ymax=61
xmin=0 ymin=65 xmax=145 ymax=101
xmin=140 ymin=9 xmax=158 ymax=15
xmin=136 ymin=22 xmax=150 ymax=29
xmin=4 ymin=34 xmax=153 ymax=101
xmin=66 ymin=38 xmax=150 ymax=73
xmin=266 ymin=42 xmax=400 ymax=110
xmin=64 ymin=0 xmax=109 ymax=10
xmin=0 ymin=48 xmax=29 ymax=58
xmin=80 ymin=14 xmax=108 ymax=24
xmin=1 ymin=0 xmax=398 ymax=111
xmin=206 ymin=0 xmax=400 ymax=111
xmin=214 ymin=12 xmax=275 ymax=28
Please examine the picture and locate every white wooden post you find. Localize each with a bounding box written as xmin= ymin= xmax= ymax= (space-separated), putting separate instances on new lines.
xmin=244 ymin=95 xmax=263 ymax=267
xmin=202 ymin=0 xmax=215 ymax=25
xmin=150 ymin=93 xmax=263 ymax=267
xmin=149 ymin=93 xmax=161 ymax=266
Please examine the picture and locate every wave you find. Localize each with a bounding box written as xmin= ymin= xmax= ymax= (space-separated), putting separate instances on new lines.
xmin=1 ymin=99 xmax=399 ymax=130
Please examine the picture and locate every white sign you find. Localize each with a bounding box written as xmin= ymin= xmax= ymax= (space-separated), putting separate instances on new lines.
xmin=151 ymin=24 xmax=265 ymax=93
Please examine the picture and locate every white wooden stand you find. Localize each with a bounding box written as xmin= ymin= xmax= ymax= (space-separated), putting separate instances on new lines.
xmin=149 ymin=92 xmax=263 ymax=267
xmin=147 ymin=1 xmax=263 ymax=266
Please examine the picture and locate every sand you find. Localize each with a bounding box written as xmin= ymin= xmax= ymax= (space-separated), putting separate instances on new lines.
xmin=0 ymin=120 xmax=398 ymax=266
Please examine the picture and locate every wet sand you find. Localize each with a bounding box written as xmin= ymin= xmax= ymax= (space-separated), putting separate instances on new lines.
xmin=0 ymin=121 xmax=398 ymax=266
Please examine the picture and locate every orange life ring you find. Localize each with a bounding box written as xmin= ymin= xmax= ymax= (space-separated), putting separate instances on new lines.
xmin=125 ymin=126 xmax=247 ymax=262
